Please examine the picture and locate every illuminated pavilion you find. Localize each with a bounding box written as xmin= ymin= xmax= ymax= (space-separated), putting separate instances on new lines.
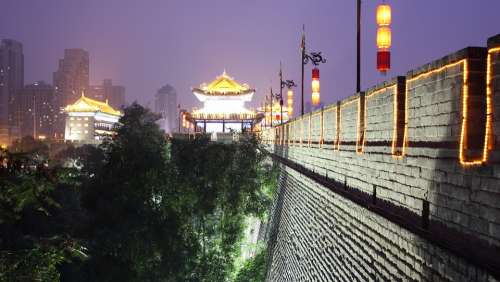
xmin=64 ymin=93 xmax=122 ymax=144
xmin=189 ymin=71 xmax=262 ymax=133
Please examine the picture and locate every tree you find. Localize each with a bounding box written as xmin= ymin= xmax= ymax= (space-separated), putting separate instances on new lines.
xmin=169 ymin=134 xmax=273 ymax=281
xmin=0 ymin=103 xmax=276 ymax=282
xmin=0 ymin=155 xmax=85 ymax=282
xmin=234 ymin=248 xmax=268 ymax=282
xmin=79 ymin=103 xmax=197 ymax=281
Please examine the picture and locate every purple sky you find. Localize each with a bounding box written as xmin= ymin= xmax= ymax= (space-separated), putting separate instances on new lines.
xmin=1 ymin=0 xmax=499 ymax=110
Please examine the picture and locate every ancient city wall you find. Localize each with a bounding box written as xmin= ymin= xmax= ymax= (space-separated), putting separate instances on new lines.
xmin=262 ymin=35 xmax=500 ymax=281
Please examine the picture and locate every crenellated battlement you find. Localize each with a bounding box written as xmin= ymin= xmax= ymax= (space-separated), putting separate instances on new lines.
xmin=262 ymin=35 xmax=500 ymax=281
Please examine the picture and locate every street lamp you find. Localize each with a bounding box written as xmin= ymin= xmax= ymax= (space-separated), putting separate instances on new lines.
xmin=274 ymin=63 xmax=297 ymax=125
xmin=301 ymin=25 xmax=326 ymax=115
xmin=268 ymin=91 xmax=274 ymax=128
xmin=357 ymin=0 xmax=361 ymax=92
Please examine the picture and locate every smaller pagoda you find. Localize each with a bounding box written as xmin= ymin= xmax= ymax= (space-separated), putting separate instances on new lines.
xmin=189 ymin=71 xmax=262 ymax=133
xmin=64 ymin=93 xmax=122 ymax=144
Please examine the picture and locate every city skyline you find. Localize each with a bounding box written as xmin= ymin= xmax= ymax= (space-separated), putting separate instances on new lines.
xmin=2 ymin=0 xmax=500 ymax=111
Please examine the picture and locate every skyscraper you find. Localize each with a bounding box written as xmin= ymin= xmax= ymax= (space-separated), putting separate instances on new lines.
xmin=0 ymin=39 xmax=24 ymax=146
xmin=155 ymin=84 xmax=177 ymax=133
xmin=12 ymin=81 xmax=55 ymax=140
xmin=53 ymin=49 xmax=89 ymax=139
xmin=89 ymin=79 xmax=125 ymax=110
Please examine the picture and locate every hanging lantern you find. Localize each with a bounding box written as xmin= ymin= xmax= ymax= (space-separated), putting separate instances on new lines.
xmin=311 ymin=68 xmax=320 ymax=106
xmin=377 ymin=50 xmax=390 ymax=73
xmin=376 ymin=27 xmax=391 ymax=49
xmin=376 ymin=4 xmax=391 ymax=26
xmin=376 ymin=3 xmax=392 ymax=74
xmin=287 ymin=89 xmax=294 ymax=117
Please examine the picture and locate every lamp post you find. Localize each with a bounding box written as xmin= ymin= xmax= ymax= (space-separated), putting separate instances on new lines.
xmin=357 ymin=0 xmax=361 ymax=92
xmin=274 ymin=62 xmax=297 ymax=125
xmin=301 ymin=25 xmax=326 ymax=115
xmin=269 ymin=88 xmax=277 ymax=127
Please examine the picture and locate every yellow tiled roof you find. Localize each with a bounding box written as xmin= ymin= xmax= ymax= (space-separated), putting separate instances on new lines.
xmin=65 ymin=94 xmax=122 ymax=116
xmin=200 ymin=71 xmax=251 ymax=94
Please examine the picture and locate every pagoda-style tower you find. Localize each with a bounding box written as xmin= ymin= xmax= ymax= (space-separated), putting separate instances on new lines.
xmin=189 ymin=71 xmax=261 ymax=133
xmin=64 ymin=93 xmax=122 ymax=144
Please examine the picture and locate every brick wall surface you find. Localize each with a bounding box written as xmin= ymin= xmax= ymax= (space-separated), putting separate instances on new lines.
xmin=262 ymin=35 xmax=500 ymax=281
xmin=266 ymin=166 xmax=498 ymax=282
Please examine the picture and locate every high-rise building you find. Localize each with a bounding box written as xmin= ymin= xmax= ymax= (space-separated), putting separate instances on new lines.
xmin=12 ymin=81 xmax=55 ymax=140
xmin=0 ymin=39 xmax=24 ymax=146
xmin=89 ymin=79 xmax=125 ymax=110
xmin=53 ymin=49 xmax=89 ymax=139
xmin=155 ymin=84 xmax=177 ymax=133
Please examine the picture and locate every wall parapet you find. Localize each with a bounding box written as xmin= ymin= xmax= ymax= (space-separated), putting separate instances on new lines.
xmin=262 ymin=34 xmax=500 ymax=281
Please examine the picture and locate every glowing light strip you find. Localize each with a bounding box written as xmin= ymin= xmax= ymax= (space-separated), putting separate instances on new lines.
xmin=300 ymin=117 xmax=304 ymax=146
xmin=308 ymin=114 xmax=312 ymax=147
xmin=286 ymin=124 xmax=289 ymax=145
xmin=366 ymin=86 xmax=391 ymax=98
xmin=265 ymin=49 xmax=496 ymax=167
xmin=320 ymin=108 xmax=324 ymax=149
xmin=364 ymin=85 xmax=397 ymax=156
xmin=405 ymin=57 xmax=493 ymax=165
xmin=294 ymin=120 xmax=297 ymax=146
xmin=458 ymin=47 xmax=499 ymax=165
xmin=404 ymin=60 xmax=465 ymax=158
xmin=458 ymin=58 xmax=491 ymax=165
xmin=390 ymin=85 xmax=403 ymax=158
xmin=356 ymin=97 xmax=365 ymax=154
xmin=335 ymin=106 xmax=341 ymax=151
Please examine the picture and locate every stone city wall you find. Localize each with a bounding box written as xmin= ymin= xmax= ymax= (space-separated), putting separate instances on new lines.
xmin=262 ymin=35 xmax=500 ymax=281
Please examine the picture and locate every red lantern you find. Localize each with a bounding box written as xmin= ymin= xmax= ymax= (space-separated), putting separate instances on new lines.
xmin=377 ymin=50 xmax=390 ymax=73
xmin=376 ymin=3 xmax=392 ymax=74
xmin=312 ymin=68 xmax=320 ymax=106
xmin=275 ymin=114 xmax=281 ymax=120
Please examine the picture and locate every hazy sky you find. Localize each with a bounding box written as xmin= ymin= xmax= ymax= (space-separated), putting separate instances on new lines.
xmin=1 ymin=0 xmax=499 ymax=110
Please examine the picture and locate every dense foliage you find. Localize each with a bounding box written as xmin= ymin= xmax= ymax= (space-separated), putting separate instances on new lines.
xmin=0 ymin=103 xmax=273 ymax=282
xmin=234 ymin=248 xmax=268 ymax=282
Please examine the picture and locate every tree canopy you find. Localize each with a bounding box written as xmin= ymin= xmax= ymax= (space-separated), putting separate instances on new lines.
xmin=0 ymin=102 xmax=274 ymax=282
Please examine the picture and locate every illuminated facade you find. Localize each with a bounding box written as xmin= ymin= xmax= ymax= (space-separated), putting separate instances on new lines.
xmin=64 ymin=93 xmax=122 ymax=144
xmin=190 ymin=71 xmax=261 ymax=132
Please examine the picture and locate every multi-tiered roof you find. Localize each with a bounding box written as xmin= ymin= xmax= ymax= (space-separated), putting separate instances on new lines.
xmin=192 ymin=71 xmax=254 ymax=101
xmin=65 ymin=93 xmax=122 ymax=116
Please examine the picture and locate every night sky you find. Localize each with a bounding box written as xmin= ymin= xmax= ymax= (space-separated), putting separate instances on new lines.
xmin=2 ymin=0 xmax=500 ymax=110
